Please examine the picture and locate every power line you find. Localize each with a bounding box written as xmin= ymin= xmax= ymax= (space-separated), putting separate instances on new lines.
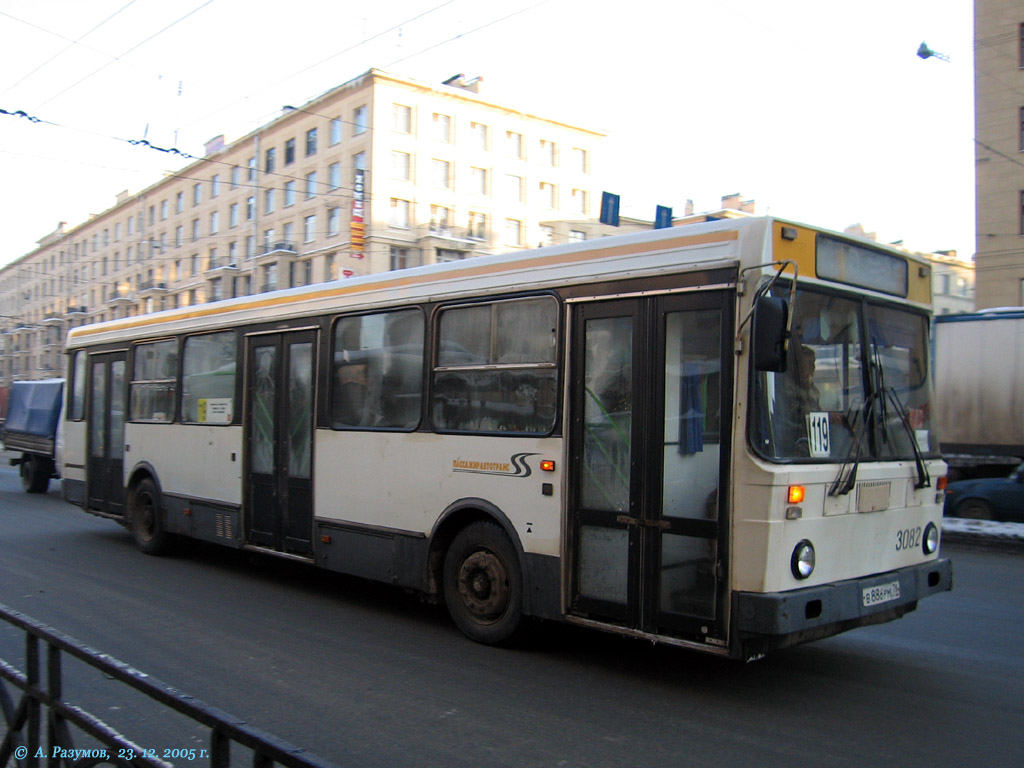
xmin=0 ymin=0 xmax=142 ymax=98
xmin=32 ymin=0 xmax=217 ymax=111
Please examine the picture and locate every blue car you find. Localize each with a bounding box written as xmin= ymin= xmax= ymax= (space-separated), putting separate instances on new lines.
xmin=944 ymin=463 xmax=1024 ymax=521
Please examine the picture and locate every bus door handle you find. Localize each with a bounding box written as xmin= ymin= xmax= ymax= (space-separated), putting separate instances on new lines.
xmin=616 ymin=515 xmax=671 ymax=530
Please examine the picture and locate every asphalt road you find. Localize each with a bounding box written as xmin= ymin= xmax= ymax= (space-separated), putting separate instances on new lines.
xmin=1 ymin=466 xmax=1021 ymax=768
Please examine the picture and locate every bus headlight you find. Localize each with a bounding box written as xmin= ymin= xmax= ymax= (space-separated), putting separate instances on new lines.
xmin=923 ymin=522 xmax=939 ymax=555
xmin=791 ymin=540 xmax=816 ymax=580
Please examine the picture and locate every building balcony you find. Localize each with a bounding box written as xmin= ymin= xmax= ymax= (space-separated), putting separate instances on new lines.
xmin=64 ymin=306 xmax=89 ymax=318
xmin=42 ymin=313 xmax=65 ymax=326
xmin=415 ymin=224 xmax=481 ymax=249
xmin=250 ymin=242 xmax=297 ymax=266
xmin=137 ymin=280 xmax=169 ymax=296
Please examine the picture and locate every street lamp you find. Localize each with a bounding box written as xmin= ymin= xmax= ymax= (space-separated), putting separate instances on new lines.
xmin=917 ymin=42 xmax=950 ymax=62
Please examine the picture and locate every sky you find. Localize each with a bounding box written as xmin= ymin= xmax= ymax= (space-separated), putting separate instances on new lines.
xmin=0 ymin=0 xmax=975 ymax=269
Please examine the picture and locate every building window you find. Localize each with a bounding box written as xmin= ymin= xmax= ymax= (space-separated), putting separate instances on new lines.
xmin=471 ymin=122 xmax=488 ymax=150
xmin=390 ymin=247 xmax=411 ymax=270
xmin=265 ymin=188 xmax=275 ymax=214
xmin=504 ymin=218 xmax=523 ymax=246
xmin=540 ymin=139 xmax=556 ymax=166
xmin=392 ymin=151 xmax=411 ymax=180
xmin=470 ymin=167 xmax=488 ymax=195
xmin=329 ymin=162 xmax=341 ymax=189
xmin=433 ymin=159 xmax=451 ymax=189
xmin=246 ymin=196 xmax=255 ymax=220
xmin=327 ymin=207 xmax=340 ymax=237
xmin=209 ymin=211 xmax=219 ymax=234
xmin=433 ymin=113 xmax=451 ymax=143
xmin=468 ymin=212 xmax=487 ymax=240
xmin=431 ymin=205 xmax=451 ymax=232
xmin=390 ymin=198 xmax=410 ymax=228
xmin=354 ymin=105 xmax=368 ymax=135
xmin=539 ymin=225 xmax=554 ymax=247
xmin=353 ymin=151 xmax=366 ymax=171
xmin=330 ymin=117 xmax=342 ymax=145
xmin=304 ymin=214 xmax=317 ymax=243
xmin=539 ymin=181 xmax=556 ymax=209
xmin=193 ymin=183 xmax=202 ymax=205
xmin=192 ymin=219 xmax=200 ymax=241
xmin=284 ymin=138 xmax=296 ymax=165
xmin=175 ymin=226 xmax=183 ymax=246
xmin=573 ymin=147 xmax=588 ymax=174
xmin=160 ymin=200 xmax=168 ymax=220
xmin=284 ymin=181 xmax=296 ymax=206
xmin=231 ymin=166 xmax=240 ymax=188
xmin=211 ymin=174 xmax=220 ymax=197
xmin=306 ymin=127 xmax=318 ymax=156
xmin=305 ymin=171 xmax=318 ymax=199
xmin=393 ymin=104 xmax=412 ymax=133
xmin=248 ymin=156 xmax=257 ymax=180
xmin=436 ymin=249 xmax=463 ymax=263
xmin=265 ymin=147 xmax=276 ymax=173
xmin=506 ymin=131 xmax=523 ymax=159
xmin=505 ymin=174 xmax=523 ymax=203
xmin=571 ymin=188 xmax=587 ymax=215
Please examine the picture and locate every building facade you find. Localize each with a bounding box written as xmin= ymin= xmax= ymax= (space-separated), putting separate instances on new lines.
xmin=975 ymin=0 xmax=1024 ymax=308
xmin=0 ymin=69 xmax=610 ymax=384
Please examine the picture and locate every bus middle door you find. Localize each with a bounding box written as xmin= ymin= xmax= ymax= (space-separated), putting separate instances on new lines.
xmin=244 ymin=329 xmax=316 ymax=557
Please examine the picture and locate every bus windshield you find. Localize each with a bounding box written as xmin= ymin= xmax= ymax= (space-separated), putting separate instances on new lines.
xmin=751 ymin=286 xmax=936 ymax=463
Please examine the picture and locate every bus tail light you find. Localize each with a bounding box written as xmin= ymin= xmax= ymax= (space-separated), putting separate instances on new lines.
xmin=540 ymin=460 xmax=556 ymax=472
xmin=787 ymin=485 xmax=805 ymax=504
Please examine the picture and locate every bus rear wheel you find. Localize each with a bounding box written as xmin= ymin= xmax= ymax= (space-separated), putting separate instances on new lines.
xmin=443 ymin=522 xmax=523 ymax=644
xmin=129 ymin=477 xmax=170 ymax=555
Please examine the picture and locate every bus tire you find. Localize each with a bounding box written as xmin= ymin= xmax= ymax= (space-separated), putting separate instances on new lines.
xmin=443 ymin=521 xmax=523 ymax=644
xmin=129 ymin=477 xmax=171 ymax=555
xmin=21 ymin=455 xmax=51 ymax=494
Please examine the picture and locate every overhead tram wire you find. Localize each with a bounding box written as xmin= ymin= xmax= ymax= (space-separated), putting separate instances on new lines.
xmin=176 ymin=0 xmax=459 ymax=135
xmin=0 ymin=0 xmax=142 ymax=98
xmin=31 ymin=0 xmax=217 ymax=112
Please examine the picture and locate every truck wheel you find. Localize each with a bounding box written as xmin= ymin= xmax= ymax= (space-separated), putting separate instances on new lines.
xmin=129 ymin=477 xmax=171 ymax=555
xmin=20 ymin=455 xmax=51 ymax=494
xmin=957 ymin=499 xmax=993 ymax=520
xmin=443 ymin=522 xmax=523 ymax=644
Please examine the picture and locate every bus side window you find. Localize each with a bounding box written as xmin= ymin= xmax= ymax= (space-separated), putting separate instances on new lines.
xmin=331 ymin=309 xmax=424 ymax=430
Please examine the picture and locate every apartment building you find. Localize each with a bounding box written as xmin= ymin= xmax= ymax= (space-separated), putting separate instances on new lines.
xmin=0 ymin=69 xmax=608 ymax=383
xmin=975 ymin=0 xmax=1024 ymax=307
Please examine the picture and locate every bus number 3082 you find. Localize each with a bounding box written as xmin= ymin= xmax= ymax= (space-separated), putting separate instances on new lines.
xmin=895 ymin=527 xmax=922 ymax=551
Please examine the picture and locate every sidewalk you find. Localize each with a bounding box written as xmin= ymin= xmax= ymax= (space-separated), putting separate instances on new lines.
xmin=942 ymin=517 xmax=1024 ymax=551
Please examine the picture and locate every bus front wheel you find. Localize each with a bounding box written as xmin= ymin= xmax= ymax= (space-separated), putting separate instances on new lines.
xmin=20 ymin=455 xmax=51 ymax=494
xmin=129 ymin=478 xmax=170 ymax=555
xmin=443 ymin=522 xmax=523 ymax=644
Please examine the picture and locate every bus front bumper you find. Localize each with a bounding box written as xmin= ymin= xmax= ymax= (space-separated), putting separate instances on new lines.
xmin=732 ymin=558 xmax=952 ymax=656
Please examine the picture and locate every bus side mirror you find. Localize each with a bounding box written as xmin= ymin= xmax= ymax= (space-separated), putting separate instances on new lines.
xmin=753 ymin=296 xmax=789 ymax=372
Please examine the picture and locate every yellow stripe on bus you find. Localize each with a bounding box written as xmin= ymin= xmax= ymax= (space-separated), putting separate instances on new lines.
xmin=70 ymin=230 xmax=738 ymax=339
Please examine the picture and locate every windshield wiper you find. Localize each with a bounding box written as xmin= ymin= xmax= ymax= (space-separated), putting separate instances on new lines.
xmin=830 ymin=344 xmax=931 ymax=495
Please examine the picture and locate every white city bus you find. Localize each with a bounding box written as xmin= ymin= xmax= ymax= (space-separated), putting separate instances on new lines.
xmin=61 ymin=217 xmax=951 ymax=659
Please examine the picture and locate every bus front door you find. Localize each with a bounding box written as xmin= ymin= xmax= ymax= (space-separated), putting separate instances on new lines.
xmin=570 ymin=292 xmax=733 ymax=645
xmin=86 ymin=351 xmax=127 ymax=516
xmin=244 ymin=330 xmax=316 ymax=557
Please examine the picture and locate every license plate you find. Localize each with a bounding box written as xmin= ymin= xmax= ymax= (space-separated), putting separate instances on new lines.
xmin=862 ymin=580 xmax=901 ymax=607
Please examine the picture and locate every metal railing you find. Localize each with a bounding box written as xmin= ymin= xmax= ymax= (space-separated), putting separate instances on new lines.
xmin=0 ymin=603 xmax=338 ymax=768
